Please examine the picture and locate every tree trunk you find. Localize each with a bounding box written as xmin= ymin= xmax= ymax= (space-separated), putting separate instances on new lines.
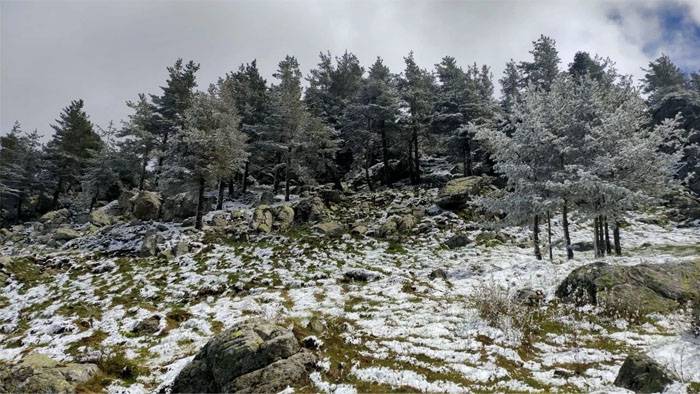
xmin=51 ymin=178 xmax=63 ymax=209
xmin=89 ymin=188 xmax=98 ymax=212
xmin=603 ymin=217 xmax=611 ymax=255
xmin=228 ymin=177 xmax=234 ymax=198
xmin=381 ymin=125 xmax=390 ymax=186
xmin=547 ymin=211 xmax=553 ymax=261
xmin=613 ymin=221 xmax=621 ymax=256
xmin=593 ymin=216 xmax=601 ymax=258
xmin=413 ymin=126 xmax=420 ymax=184
xmin=562 ymin=200 xmax=573 ymax=259
xmin=533 ymin=214 xmax=542 ymax=260
xmin=407 ymin=143 xmax=415 ymax=184
xmin=242 ymin=161 xmax=250 ymax=194
xmin=465 ymin=135 xmax=472 ymax=177
xmin=284 ymin=149 xmax=291 ymax=202
xmin=16 ymin=196 xmax=22 ymax=223
xmin=217 ymin=178 xmax=225 ymax=210
xmin=598 ymin=216 xmax=606 ymax=256
xmin=155 ymin=132 xmax=169 ymax=188
xmin=138 ymin=154 xmax=148 ymax=191
xmin=195 ymin=177 xmax=206 ymax=230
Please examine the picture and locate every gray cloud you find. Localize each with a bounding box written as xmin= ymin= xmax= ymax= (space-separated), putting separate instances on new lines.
xmin=1 ymin=0 xmax=695 ymax=139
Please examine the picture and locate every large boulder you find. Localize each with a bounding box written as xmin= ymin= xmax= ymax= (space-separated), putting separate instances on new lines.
xmin=39 ymin=208 xmax=70 ymax=226
xmin=132 ymin=191 xmax=161 ymax=220
xmin=89 ymin=207 xmax=115 ymax=227
xmin=0 ymin=353 xmax=99 ymax=394
xmin=252 ymin=206 xmax=273 ymax=233
xmin=54 ymin=227 xmax=80 ymax=241
xmin=162 ymin=192 xmax=211 ymax=221
xmin=556 ymin=261 xmax=700 ymax=316
xmin=274 ymin=205 xmax=295 ymax=231
xmin=614 ymin=354 xmax=677 ymax=393
xmin=312 ymin=222 xmax=345 ymax=237
xmin=294 ymin=196 xmax=327 ymax=224
xmin=171 ymin=319 xmax=316 ymax=393
xmin=436 ymin=176 xmax=491 ymax=210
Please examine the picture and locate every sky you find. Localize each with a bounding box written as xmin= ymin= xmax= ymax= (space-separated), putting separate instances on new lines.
xmin=2 ymin=0 xmax=700 ymax=139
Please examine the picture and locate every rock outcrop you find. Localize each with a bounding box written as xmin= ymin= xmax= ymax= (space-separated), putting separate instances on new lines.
xmin=132 ymin=191 xmax=161 ymax=220
xmin=170 ymin=319 xmax=317 ymax=393
xmin=614 ymin=354 xmax=677 ymax=393
xmin=0 ymin=353 xmax=100 ymax=394
xmin=556 ymin=261 xmax=700 ymax=315
xmin=435 ymin=176 xmax=490 ymax=210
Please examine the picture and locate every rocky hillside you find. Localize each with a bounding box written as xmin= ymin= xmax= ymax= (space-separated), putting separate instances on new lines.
xmin=0 ymin=180 xmax=699 ymax=393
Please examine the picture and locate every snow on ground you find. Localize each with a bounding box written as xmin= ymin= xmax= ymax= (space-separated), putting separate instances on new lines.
xmin=0 ymin=187 xmax=698 ymax=393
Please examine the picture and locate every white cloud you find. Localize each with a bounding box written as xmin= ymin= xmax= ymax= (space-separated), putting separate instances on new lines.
xmin=0 ymin=0 xmax=695 ymax=138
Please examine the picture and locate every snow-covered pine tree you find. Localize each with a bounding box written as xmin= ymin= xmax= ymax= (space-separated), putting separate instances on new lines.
xmin=219 ymin=60 xmax=270 ymax=195
xmin=0 ymin=122 xmax=41 ymax=223
xmin=343 ymin=57 xmax=401 ymax=188
xmin=164 ymin=85 xmax=248 ymax=229
xmin=151 ymin=59 xmax=200 ymax=186
xmin=44 ymin=99 xmax=103 ymax=209
xmin=120 ymin=94 xmax=159 ymax=191
xmin=80 ymin=122 xmax=123 ymax=211
xmin=399 ymin=52 xmax=435 ymax=184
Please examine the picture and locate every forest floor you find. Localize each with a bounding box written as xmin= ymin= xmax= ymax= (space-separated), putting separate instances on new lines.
xmin=0 ymin=187 xmax=699 ymax=393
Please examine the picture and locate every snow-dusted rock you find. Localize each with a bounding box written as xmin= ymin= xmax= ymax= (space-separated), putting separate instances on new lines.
xmin=171 ymin=319 xmax=316 ymax=393
xmin=614 ymin=353 xmax=677 ymax=393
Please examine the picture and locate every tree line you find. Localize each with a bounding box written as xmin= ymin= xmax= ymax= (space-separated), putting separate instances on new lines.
xmin=1 ymin=35 xmax=698 ymax=255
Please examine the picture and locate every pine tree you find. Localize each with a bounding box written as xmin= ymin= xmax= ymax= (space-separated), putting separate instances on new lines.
xmin=499 ymin=60 xmax=521 ymax=113
xmin=45 ymin=99 xmax=103 ymax=209
xmin=263 ymin=56 xmax=306 ymax=200
xmin=120 ymin=94 xmax=159 ymax=190
xmin=165 ymin=85 xmax=248 ymax=229
xmin=219 ymin=60 xmax=270 ymax=195
xmin=399 ymin=51 xmax=435 ymax=184
xmin=151 ymin=59 xmax=200 ymax=185
xmin=518 ymin=35 xmax=560 ymax=92
xmin=642 ymin=55 xmax=700 ymax=195
xmin=80 ymin=122 xmax=123 ymax=211
xmin=0 ymin=122 xmax=41 ymax=222
xmin=343 ymin=57 xmax=401 ymax=188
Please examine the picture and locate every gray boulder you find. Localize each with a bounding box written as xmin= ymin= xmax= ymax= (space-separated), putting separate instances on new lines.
xmin=132 ymin=315 xmax=161 ymax=335
xmin=429 ymin=268 xmax=448 ymax=281
xmin=89 ymin=207 xmax=115 ymax=227
xmin=294 ymin=196 xmax=326 ymax=223
xmin=436 ymin=176 xmax=491 ymax=210
xmin=39 ymin=209 xmax=70 ymax=226
xmin=140 ymin=231 xmax=163 ymax=257
xmin=343 ymin=269 xmax=381 ymax=282
xmin=0 ymin=353 xmax=99 ymax=394
xmin=54 ymin=227 xmax=80 ymax=241
xmin=274 ymin=205 xmax=295 ymax=231
xmin=252 ymin=206 xmax=273 ymax=233
xmin=171 ymin=319 xmax=316 ymax=393
xmin=444 ymin=234 xmax=470 ymax=249
xmin=614 ymin=354 xmax=677 ymax=393
xmin=556 ymin=261 xmax=700 ymax=316
xmin=132 ymin=191 xmax=161 ymax=220
xmin=312 ymin=222 xmax=344 ymax=237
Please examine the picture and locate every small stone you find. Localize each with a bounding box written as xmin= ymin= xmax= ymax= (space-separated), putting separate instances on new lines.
xmin=444 ymin=234 xmax=470 ymax=249
xmin=429 ymin=268 xmax=448 ymax=281
xmin=132 ymin=315 xmax=161 ymax=335
xmin=301 ymin=335 xmax=322 ymax=350
xmin=342 ymin=269 xmax=380 ymax=282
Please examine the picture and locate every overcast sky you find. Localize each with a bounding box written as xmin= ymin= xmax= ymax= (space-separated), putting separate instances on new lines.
xmin=2 ymin=0 xmax=700 ymax=139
